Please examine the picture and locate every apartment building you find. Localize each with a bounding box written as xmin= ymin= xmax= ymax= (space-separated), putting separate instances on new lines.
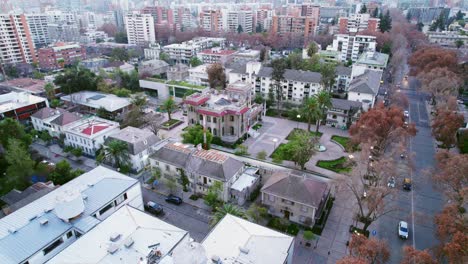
xmin=162 ymin=37 xmax=226 ymax=64
xmin=328 ymin=34 xmax=377 ymax=62
xmin=25 ymin=14 xmax=50 ymax=48
xmin=271 ymin=15 xmax=317 ymax=40
xmin=351 ymin=51 xmax=389 ymax=78
xmin=255 ymin=8 xmax=273 ymax=31
xmin=261 ymin=171 xmax=331 ymax=227
xmin=125 ymin=13 xmax=156 ymax=46
xmin=348 ymin=70 xmax=382 ymax=111
xmin=0 ymin=91 xmax=48 ymax=120
xmin=338 ymin=13 xmax=380 ymax=34
xmin=200 ymin=9 xmax=223 ymax=32
xmin=150 ymin=142 xmax=260 ymax=205
xmin=427 ymin=31 xmax=468 ymax=47
xmin=106 ymin=126 xmax=163 ymax=172
xmin=144 ymin=43 xmax=161 ymax=60
xmin=198 ymin=47 xmax=237 ymax=65
xmin=0 ymin=14 xmax=37 ymax=64
xmin=255 ymin=67 xmax=323 ymax=104
xmin=0 ymin=166 xmax=142 ymax=264
xmin=326 ymin=98 xmax=362 ymax=129
xmin=223 ymin=9 xmax=254 ymax=33
xmin=80 ymin=29 xmax=108 ymax=44
xmin=188 ymin=64 xmax=209 ymax=86
xmin=64 ymin=116 xmax=120 ymax=157
xmin=184 ymin=82 xmax=262 ymax=143
xmin=38 ymin=42 xmax=86 ymax=70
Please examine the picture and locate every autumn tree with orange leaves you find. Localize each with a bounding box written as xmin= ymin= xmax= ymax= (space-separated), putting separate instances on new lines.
xmin=401 ymin=246 xmax=437 ymax=264
xmin=207 ymin=63 xmax=226 ymax=89
xmin=431 ymin=109 xmax=464 ymax=149
xmin=337 ymin=234 xmax=390 ymax=264
xmin=408 ymin=47 xmax=458 ymax=76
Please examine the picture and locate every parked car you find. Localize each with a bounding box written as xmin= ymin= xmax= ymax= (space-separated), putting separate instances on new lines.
xmin=388 ymin=177 xmax=396 ymax=188
xmin=403 ymin=178 xmax=412 ymax=191
xmin=404 ymin=110 xmax=409 ymax=118
xmin=145 ymin=201 xmax=164 ymax=215
xmin=165 ymin=194 xmax=183 ymax=205
xmin=398 ymin=221 xmax=409 ymax=239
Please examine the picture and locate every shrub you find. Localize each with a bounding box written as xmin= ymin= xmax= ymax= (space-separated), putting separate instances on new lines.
xmin=234 ymin=145 xmax=249 ymax=156
xmin=249 ymin=185 xmax=262 ymax=202
xmin=63 ymin=146 xmax=74 ymax=153
xmin=256 ymin=150 xmax=267 ymax=160
xmin=189 ymin=194 xmax=199 ymax=201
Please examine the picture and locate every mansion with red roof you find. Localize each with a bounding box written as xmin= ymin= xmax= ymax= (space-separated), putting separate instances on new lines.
xmin=184 ymin=82 xmax=263 ymax=143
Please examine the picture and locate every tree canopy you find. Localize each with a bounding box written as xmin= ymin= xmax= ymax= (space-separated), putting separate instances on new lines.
xmin=53 ymin=66 xmax=101 ymax=94
xmin=181 ymin=125 xmax=213 ymax=149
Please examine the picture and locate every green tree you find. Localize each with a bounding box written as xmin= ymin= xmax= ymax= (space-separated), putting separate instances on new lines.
xmin=315 ymin=91 xmax=332 ymax=133
xmin=165 ymin=177 xmax=178 ymax=194
xmin=96 ymin=107 xmax=112 ymax=119
xmin=114 ymin=31 xmax=128 ymax=43
xmin=271 ymin=59 xmax=287 ymax=114
xmin=246 ymin=203 xmax=268 ymax=223
xmin=256 ymin=150 xmax=267 ymax=160
xmin=0 ymin=118 xmax=32 ymax=147
xmin=379 ymin=10 xmax=392 ymax=32
xmin=234 ymin=145 xmax=249 ymax=156
xmin=33 ymin=71 xmax=45 ymax=79
xmin=53 ymin=66 xmax=101 ymax=94
xmin=320 ymin=63 xmax=336 ymax=91
xmin=237 ymin=25 xmax=243 ymax=34
xmin=111 ymin=48 xmax=129 ymax=61
xmin=39 ymin=130 xmax=52 ymax=143
xmin=181 ymin=125 xmax=213 ymax=149
xmin=372 ymin=8 xmax=379 ymax=18
xmin=4 ymin=64 xmax=19 ymax=77
xmin=255 ymin=23 xmax=263 ymax=33
xmin=260 ymin=48 xmax=267 ymax=62
xmin=303 ymin=230 xmax=315 ymax=241
xmin=307 ymin=42 xmax=318 ymax=57
xmin=455 ymin=40 xmax=464 ymax=49
xmin=44 ymin=83 xmax=56 ymax=100
xmin=360 ymin=4 xmax=367 ymax=14
xmin=289 ymin=130 xmax=318 ymax=170
xmin=96 ymin=38 xmax=104 ymax=43
xmin=114 ymin=69 xmax=140 ymax=91
xmin=96 ymin=140 xmax=130 ymax=169
xmin=159 ymin=52 xmax=171 ymax=64
xmin=204 ymin=181 xmax=223 ymax=209
xmin=161 ymin=97 xmax=176 ymax=121
xmin=4 ymin=139 xmax=34 ymax=189
xmin=177 ymin=168 xmax=190 ymax=191
xmin=189 ymin=57 xmax=202 ymax=67
xmin=455 ymin=10 xmax=465 ymax=20
xmin=210 ymin=203 xmax=246 ymax=227
xmin=302 ymin=97 xmax=322 ymax=132
xmin=48 ymin=160 xmax=83 ymax=185
xmin=71 ymin=148 xmax=83 ymax=158
xmin=417 ymin=22 xmax=424 ymax=31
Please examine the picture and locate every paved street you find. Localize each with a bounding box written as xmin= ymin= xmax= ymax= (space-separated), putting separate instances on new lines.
xmin=141 ymin=188 xmax=211 ymax=242
xmin=30 ymin=142 xmax=96 ymax=172
xmin=374 ymin=70 xmax=445 ymax=263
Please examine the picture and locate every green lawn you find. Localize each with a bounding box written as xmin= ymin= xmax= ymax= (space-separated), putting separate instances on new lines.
xmin=316 ymin=157 xmax=352 ymax=173
xmin=270 ymin=143 xmax=291 ymax=161
xmin=161 ymin=119 xmax=182 ymax=128
xmin=286 ymin=128 xmax=322 ymax=140
xmin=167 ymin=80 xmax=204 ymax=89
xmin=331 ymin=135 xmax=350 ymax=149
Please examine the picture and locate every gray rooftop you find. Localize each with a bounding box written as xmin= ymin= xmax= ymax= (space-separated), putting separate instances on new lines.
xmin=356 ymin=51 xmax=389 ymax=67
xmin=0 ymin=166 xmax=138 ymax=264
xmin=107 ymin=126 xmax=161 ymax=155
xmin=336 ymin=66 xmax=352 ymax=76
xmin=257 ymin=67 xmax=322 ymax=83
xmin=348 ymin=70 xmax=382 ymax=95
xmin=331 ymin=98 xmax=362 ymax=110
xmin=262 ymin=171 xmax=329 ymax=208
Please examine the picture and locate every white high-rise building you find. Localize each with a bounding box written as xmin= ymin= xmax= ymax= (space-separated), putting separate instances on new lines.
xmin=125 ymin=13 xmax=156 ymax=46
xmin=25 ymin=14 xmax=50 ymax=48
xmin=328 ymin=34 xmax=377 ymax=62
xmin=0 ymin=14 xmax=37 ymax=64
xmin=223 ymin=9 xmax=254 ymax=33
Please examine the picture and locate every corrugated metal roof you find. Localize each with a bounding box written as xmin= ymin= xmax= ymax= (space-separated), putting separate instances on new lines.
xmin=73 ymin=216 xmax=101 ymax=233
xmin=0 ymin=166 xmax=138 ymax=264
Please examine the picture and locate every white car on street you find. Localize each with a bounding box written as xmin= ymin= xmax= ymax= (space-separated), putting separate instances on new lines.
xmin=404 ymin=110 xmax=409 ymax=118
xmin=398 ymin=221 xmax=409 ymax=239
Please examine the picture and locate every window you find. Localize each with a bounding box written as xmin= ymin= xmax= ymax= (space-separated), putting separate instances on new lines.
xmin=99 ymin=202 xmax=114 ymax=216
xmin=207 ymin=116 xmax=211 ymax=122
xmin=301 ymin=205 xmax=308 ymax=213
xmin=268 ymin=194 xmax=275 ymax=202
xmin=114 ymin=192 xmax=128 ymax=206
xmin=213 ymin=117 xmax=217 ymax=123
xmin=66 ymin=231 xmax=73 ymax=239
xmin=165 ymin=164 xmax=170 ymax=171
xmin=43 ymin=238 xmax=64 ymax=255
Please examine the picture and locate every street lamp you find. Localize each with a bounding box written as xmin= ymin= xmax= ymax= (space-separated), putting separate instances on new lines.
xmin=272 ymin=138 xmax=278 ymax=150
xmin=296 ymin=114 xmax=301 ymax=128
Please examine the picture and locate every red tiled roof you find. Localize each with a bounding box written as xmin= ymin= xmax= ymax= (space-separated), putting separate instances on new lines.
xmin=81 ymin=125 xmax=110 ymax=135
xmin=197 ymin=109 xmax=224 ymax=117
xmin=184 ymin=96 xmax=210 ymax=106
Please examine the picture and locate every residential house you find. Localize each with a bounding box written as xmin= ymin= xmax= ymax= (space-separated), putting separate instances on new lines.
xmin=1 ymin=182 xmax=57 ymax=215
xmin=30 ymin=107 xmax=83 ymax=138
xmin=60 ymin=91 xmax=132 ymax=117
xmin=106 ymin=126 xmax=163 ymax=172
xmin=64 ymin=116 xmax=120 ymax=157
xmin=0 ymin=166 xmax=142 ymax=264
xmin=326 ymin=98 xmax=362 ymax=129
xmin=198 ymin=48 xmax=237 ymax=65
xmin=348 ymin=70 xmax=382 ymax=111
xmin=149 ymin=142 xmax=260 ymax=205
xmin=351 ymin=51 xmax=389 ymax=78
xmin=184 ymin=82 xmax=262 ymax=143
xmin=188 ymin=64 xmax=210 ymax=86
xmin=166 ymin=63 xmax=190 ymax=81
xmin=201 ymin=214 xmax=295 ymax=264
xmin=261 ymin=171 xmax=331 ymax=227
xmin=137 ymin=59 xmax=169 ymax=77
xmin=333 ymin=65 xmax=352 ymax=96
xmin=0 ymin=91 xmax=48 ymax=121
xmin=1 ymin=78 xmax=60 ymax=97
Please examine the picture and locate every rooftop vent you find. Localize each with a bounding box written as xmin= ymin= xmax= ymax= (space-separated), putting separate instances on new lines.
xmin=44 ymin=206 xmax=54 ymax=213
xmin=8 ymin=227 xmax=17 ymax=234
xmin=39 ymin=218 xmax=49 ymax=225
xmin=107 ymin=243 xmax=119 ymax=254
xmin=239 ymin=247 xmax=249 ymax=254
xmin=110 ymin=233 xmax=121 ymax=242
xmin=82 ymin=194 xmax=88 ymax=200
xmin=124 ymin=237 xmax=134 ymax=248
xmin=211 ymin=255 xmax=221 ymax=263
xmin=29 ymin=215 xmax=38 ymax=221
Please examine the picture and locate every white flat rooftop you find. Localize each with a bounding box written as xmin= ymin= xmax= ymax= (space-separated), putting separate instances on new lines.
xmin=48 ymin=206 xmax=189 ymax=264
xmin=231 ymin=173 xmax=257 ymax=192
xmin=0 ymin=91 xmax=47 ymax=113
xmin=202 ymin=214 xmax=294 ymax=264
xmin=61 ymin=91 xmax=131 ymax=112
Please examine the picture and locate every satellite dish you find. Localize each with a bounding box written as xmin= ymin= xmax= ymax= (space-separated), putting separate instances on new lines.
xmin=54 ymin=189 xmax=85 ymax=221
xmin=172 ymin=241 xmax=208 ymax=264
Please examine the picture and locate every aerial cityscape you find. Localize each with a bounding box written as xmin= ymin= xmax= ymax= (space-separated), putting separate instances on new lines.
xmin=0 ymin=0 xmax=466 ymax=263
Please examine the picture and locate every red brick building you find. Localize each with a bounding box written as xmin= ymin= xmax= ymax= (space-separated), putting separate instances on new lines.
xmin=38 ymin=42 xmax=86 ymax=70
